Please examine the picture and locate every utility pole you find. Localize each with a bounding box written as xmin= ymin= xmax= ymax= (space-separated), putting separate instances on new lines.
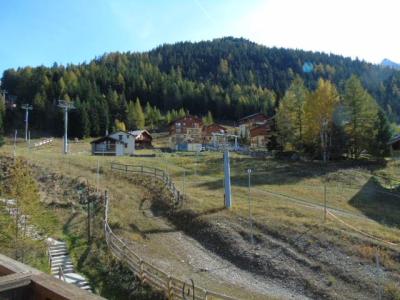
xmin=87 ymin=196 xmax=91 ymax=242
xmin=223 ymin=135 xmax=232 ymax=208
xmin=324 ymin=183 xmax=327 ymax=222
xmin=13 ymin=130 xmax=17 ymax=163
xmin=21 ymin=104 xmax=33 ymax=141
xmin=183 ymin=170 xmax=186 ymax=200
xmin=57 ymin=100 xmax=75 ymax=154
xmin=247 ymin=169 xmax=254 ymax=245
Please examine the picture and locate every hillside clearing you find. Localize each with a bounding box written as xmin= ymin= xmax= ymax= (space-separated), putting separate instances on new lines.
xmin=2 ymin=138 xmax=400 ymax=299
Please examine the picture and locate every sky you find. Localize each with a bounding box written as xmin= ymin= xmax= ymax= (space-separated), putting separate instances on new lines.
xmin=1 ymin=0 xmax=399 ymax=75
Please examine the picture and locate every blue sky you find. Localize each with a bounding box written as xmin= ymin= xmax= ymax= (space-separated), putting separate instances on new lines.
xmin=1 ymin=0 xmax=399 ymax=75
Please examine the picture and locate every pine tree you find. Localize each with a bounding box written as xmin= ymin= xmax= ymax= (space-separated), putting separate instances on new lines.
xmin=372 ymin=109 xmax=392 ymax=157
xmin=202 ymin=111 xmax=214 ymax=125
xmin=114 ymin=119 xmax=126 ymax=131
xmin=133 ymin=98 xmax=145 ymax=129
xmin=343 ymin=75 xmax=378 ymax=158
xmin=126 ymin=101 xmax=136 ymax=130
xmin=81 ymin=102 xmax=91 ymax=137
xmin=276 ymin=76 xmax=308 ymax=150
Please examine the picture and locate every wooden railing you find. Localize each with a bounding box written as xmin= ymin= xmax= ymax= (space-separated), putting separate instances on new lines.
xmin=106 ymin=165 xmax=237 ymax=300
xmin=111 ymin=163 xmax=184 ymax=208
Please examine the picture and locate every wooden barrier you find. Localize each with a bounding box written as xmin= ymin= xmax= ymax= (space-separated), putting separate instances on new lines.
xmin=111 ymin=162 xmax=183 ymax=208
xmin=103 ymin=173 xmax=237 ymax=300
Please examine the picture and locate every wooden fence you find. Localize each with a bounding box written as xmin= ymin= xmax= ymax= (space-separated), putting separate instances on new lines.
xmin=106 ymin=163 xmax=237 ymax=300
xmin=111 ymin=163 xmax=184 ymax=208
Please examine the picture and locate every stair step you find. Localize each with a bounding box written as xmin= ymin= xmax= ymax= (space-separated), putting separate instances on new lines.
xmin=51 ymin=264 xmax=73 ymax=271
xmin=51 ymin=256 xmax=71 ymax=262
xmin=50 ymin=250 xmax=68 ymax=254
xmin=51 ymin=267 xmax=74 ymax=274
xmin=49 ymin=244 xmax=67 ymax=248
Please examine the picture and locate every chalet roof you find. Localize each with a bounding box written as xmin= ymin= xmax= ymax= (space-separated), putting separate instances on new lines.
xmin=238 ymin=112 xmax=268 ymax=122
xmin=203 ymin=123 xmax=227 ymax=133
xmin=128 ymin=130 xmax=151 ymax=137
xmin=250 ymin=123 xmax=271 ymax=136
xmin=168 ymin=115 xmax=203 ymax=126
xmin=90 ymin=136 xmax=126 ymax=145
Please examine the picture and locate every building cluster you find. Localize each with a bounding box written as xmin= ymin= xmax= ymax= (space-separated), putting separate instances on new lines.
xmin=91 ymin=130 xmax=152 ymax=156
xmin=168 ymin=112 xmax=273 ymax=151
xmin=91 ymin=112 xmax=273 ymax=156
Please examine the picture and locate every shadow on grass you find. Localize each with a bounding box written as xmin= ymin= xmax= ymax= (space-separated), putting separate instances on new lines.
xmin=195 ymin=158 xmax=387 ymax=189
xmin=349 ymin=177 xmax=400 ymax=228
xmin=62 ymin=211 xmax=79 ymax=234
xmin=128 ymin=223 xmax=178 ymax=239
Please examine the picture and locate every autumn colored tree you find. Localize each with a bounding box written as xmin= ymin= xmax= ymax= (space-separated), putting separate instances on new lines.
xmin=343 ymin=75 xmax=378 ymax=158
xmin=304 ymin=79 xmax=340 ymax=162
xmin=276 ymin=76 xmax=308 ymax=150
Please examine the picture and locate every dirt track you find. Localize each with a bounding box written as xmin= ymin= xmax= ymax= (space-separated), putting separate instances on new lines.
xmin=31 ymin=162 xmax=399 ymax=300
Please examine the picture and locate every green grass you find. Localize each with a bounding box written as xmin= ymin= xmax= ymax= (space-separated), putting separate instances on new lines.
xmin=3 ymin=137 xmax=400 ymax=277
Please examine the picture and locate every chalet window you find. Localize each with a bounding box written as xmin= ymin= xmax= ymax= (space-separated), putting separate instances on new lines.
xmin=119 ymin=135 xmax=123 ymax=141
xmin=126 ymin=134 xmax=129 ymax=138
xmin=176 ymin=122 xmax=181 ymax=127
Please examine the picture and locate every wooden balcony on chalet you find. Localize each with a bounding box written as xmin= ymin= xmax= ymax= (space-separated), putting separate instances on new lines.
xmin=0 ymin=253 xmax=103 ymax=300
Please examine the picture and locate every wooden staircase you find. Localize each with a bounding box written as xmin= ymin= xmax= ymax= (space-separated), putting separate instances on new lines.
xmin=47 ymin=239 xmax=92 ymax=292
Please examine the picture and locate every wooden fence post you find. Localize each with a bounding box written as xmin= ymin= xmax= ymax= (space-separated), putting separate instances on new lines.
xmin=167 ymin=276 xmax=173 ymax=299
xmin=140 ymin=260 xmax=145 ymax=284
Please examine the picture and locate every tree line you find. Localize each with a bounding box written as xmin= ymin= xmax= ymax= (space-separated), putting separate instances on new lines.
xmin=276 ymin=75 xmax=391 ymax=160
xmin=0 ymin=37 xmax=398 ymax=154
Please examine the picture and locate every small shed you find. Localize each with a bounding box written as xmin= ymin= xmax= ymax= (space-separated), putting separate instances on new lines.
xmin=91 ymin=131 xmax=136 ymax=156
xmin=90 ymin=136 xmax=126 ymax=156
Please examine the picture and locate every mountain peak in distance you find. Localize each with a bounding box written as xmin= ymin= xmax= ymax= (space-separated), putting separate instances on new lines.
xmin=381 ymin=58 xmax=400 ymax=69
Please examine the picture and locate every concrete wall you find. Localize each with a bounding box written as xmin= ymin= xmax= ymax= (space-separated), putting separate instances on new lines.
xmin=109 ymin=131 xmax=135 ymax=155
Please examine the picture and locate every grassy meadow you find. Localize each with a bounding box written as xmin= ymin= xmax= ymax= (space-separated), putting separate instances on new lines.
xmin=2 ymin=136 xmax=400 ymax=283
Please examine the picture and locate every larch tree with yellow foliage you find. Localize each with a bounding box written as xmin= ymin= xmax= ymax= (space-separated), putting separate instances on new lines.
xmin=276 ymin=76 xmax=308 ymax=150
xmin=304 ymin=79 xmax=340 ymax=162
xmin=343 ymin=75 xmax=378 ymax=159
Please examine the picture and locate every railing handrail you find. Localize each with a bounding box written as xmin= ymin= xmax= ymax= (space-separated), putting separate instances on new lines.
xmin=105 ymin=164 xmax=238 ymax=300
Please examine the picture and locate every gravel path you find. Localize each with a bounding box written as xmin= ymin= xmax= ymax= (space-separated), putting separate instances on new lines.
xmin=122 ymin=208 xmax=310 ymax=300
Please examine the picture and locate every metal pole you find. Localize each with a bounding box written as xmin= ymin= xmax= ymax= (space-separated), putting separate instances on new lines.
xmin=96 ymin=159 xmax=100 ymax=194
xmin=247 ymin=169 xmax=253 ymax=245
xmin=64 ymin=107 xmax=68 ymax=154
xmin=28 ymin=131 xmax=31 ymax=148
xmin=224 ymin=148 xmax=232 ymax=208
xmin=25 ymin=108 xmax=28 ymax=141
xmin=13 ymin=130 xmax=17 ymax=163
xmin=57 ymin=100 xmax=75 ymax=154
xmin=87 ymin=196 xmax=91 ymax=242
xmin=183 ymin=170 xmax=186 ymax=200
xmin=324 ymin=183 xmax=327 ymax=222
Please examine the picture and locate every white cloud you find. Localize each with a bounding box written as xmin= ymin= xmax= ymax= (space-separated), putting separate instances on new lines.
xmin=234 ymin=0 xmax=400 ymax=63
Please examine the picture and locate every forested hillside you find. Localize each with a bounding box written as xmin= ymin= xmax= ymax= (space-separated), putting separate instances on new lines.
xmin=1 ymin=37 xmax=400 ymax=138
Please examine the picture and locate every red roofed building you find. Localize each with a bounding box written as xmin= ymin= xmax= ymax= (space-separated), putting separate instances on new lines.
xmin=169 ymin=115 xmax=203 ymax=150
xmin=250 ymin=123 xmax=272 ymax=148
xmin=202 ymin=123 xmax=227 ymax=144
xmin=238 ymin=112 xmax=270 ymax=137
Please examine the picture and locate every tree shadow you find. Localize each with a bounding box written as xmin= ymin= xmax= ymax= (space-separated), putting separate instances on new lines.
xmin=348 ymin=177 xmax=400 ymax=228
xmin=196 ymin=157 xmax=387 ymax=189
